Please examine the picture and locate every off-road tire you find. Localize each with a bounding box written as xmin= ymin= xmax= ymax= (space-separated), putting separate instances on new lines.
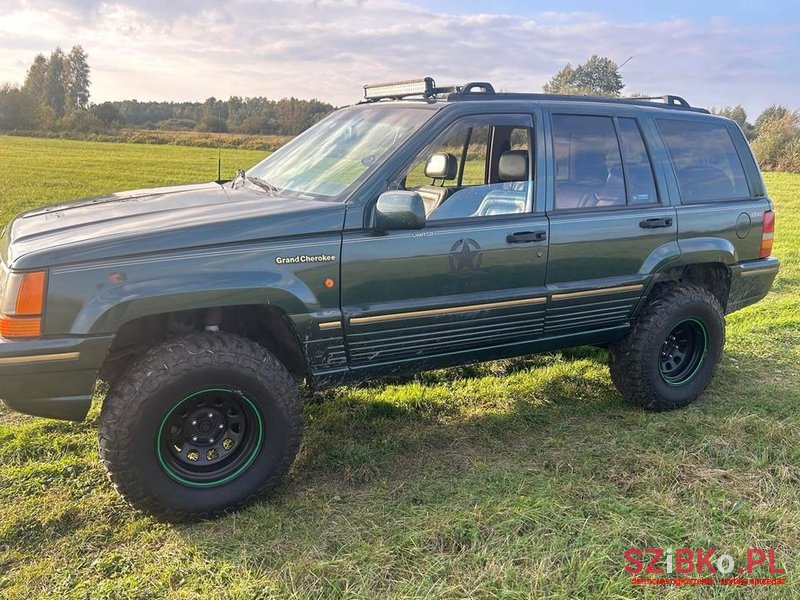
xmin=609 ymin=285 xmax=725 ymax=411
xmin=99 ymin=332 xmax=303 ymax=522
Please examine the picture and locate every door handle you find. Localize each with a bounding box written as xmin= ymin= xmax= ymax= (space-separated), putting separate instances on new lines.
xmin=639 ymin=217 xmax=673 ymax=229
xmin=507 ymin=230 xmax=547 ymax=243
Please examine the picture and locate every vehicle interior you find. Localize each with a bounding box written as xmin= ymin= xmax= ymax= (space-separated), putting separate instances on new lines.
xmin=399 ymin=124 xmax=533 ymax=220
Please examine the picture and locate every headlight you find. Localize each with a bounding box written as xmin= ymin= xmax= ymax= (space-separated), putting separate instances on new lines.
xmin=0 ymin=267 xmax=47 ymax=338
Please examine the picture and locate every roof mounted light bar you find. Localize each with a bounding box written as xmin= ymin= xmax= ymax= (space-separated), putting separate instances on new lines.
xmin=363 ymin=77 xmax=458 ymax=102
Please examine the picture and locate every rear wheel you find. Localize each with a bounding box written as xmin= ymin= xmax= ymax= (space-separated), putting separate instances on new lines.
xmin=99 ymin=332 xmax=303 ymax=521
xmin=609 ymin=285 xmax=725 ymax=411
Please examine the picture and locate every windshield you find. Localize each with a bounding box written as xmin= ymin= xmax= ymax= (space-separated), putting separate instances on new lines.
xmin=245 ymin=106 xmax=433 ymax=200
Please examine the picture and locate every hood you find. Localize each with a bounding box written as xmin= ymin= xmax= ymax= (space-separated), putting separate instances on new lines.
xmin=2 ymin=182 xmax=346 ymax=269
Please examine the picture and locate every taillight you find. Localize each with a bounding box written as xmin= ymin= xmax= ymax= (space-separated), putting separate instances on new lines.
xmin=0 ymin=270 xmax=47 ymax=338
xmin=760 ymin=210 xmax=775 ymax=259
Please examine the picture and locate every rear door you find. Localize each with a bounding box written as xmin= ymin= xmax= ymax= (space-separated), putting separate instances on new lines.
xmin=543 ymin=110 xmax=678 ymax=336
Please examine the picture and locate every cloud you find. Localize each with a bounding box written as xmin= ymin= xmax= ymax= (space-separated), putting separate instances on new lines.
xmin=0 ymin=0 xmax=797 ymax=115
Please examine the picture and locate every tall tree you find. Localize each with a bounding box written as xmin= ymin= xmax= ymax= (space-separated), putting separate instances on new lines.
xmin=22 ymin=54 xmax=48 ymax=104
xmin=544 ymin=55 xmax=624 ymax=97
xmin=64 ymin=45 xmax=91 ymax=111
xmin=45 ymin=47 xmax=67 ymax=117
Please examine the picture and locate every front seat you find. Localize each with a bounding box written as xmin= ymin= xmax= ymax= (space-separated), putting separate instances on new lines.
xmin=475 ymin=150 xmax=529 ymax=216
xmin=416 ymin=152 xmax=458 ymax=214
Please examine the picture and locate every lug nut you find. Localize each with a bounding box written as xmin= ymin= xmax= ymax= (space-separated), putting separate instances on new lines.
xmin=219 ymin=424 xmax=224 ymax=429
xmin=191 ymin=435 xmax=198 ymax=442
xmin=191 ymin=419 xmax=197 ymax=426
xmin=207 ymin=412 xmax=214 ymax=418
xmin=209 ymin=437 xmax=215 ymax=444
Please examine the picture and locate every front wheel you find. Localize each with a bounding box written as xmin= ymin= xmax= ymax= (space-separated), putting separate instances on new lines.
xmin=609 ymin=285 xmax=725 ymax=411
xmin=99 ymin=332 xmax=303 ymax=521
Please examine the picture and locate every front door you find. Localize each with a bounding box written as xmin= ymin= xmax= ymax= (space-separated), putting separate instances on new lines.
xmin=543 ymin=111 xmax=678 ymax=336
xmin=341 ymin=113 xmax=549 ymax=373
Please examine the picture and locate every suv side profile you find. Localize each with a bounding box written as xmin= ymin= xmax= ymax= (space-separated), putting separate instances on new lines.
xmin=0 ymin=79 xmax=779 ymax=520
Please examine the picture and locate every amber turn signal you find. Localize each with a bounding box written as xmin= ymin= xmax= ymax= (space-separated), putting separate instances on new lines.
xmin=0 ymin=270 xmax=47 ymax=338
xmin=0 ymin=315 xmax=42 ymax=338
xmin=15 ymin=270 xmax=47 ymax=316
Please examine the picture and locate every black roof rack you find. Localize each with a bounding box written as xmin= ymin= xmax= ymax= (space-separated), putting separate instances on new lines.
xmin=361 ymin=78 xmax=709 ymax=113
xmin=446 ymin=85 xmax=709 ymax=113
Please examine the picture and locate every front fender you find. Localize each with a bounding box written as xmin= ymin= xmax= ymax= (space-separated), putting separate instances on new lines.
xmin=76 ymin=271 xmax=318 ymax=334
xmin=43 ymin=236 xmax=342 ymax=337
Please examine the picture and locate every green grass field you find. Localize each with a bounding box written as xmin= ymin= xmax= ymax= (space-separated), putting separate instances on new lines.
xmin=0 ymin=135 xmax=799 ymax=599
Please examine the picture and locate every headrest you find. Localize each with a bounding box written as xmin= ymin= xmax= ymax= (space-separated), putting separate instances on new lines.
xmin=424 ymin=152 xmax=458 ymax=180
xmin=498 ymin=150 xmax=528 ymax=182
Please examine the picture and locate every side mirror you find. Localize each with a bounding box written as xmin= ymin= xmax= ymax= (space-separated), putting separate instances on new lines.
xmin=374 ymin=191 xmax=426 ymax=231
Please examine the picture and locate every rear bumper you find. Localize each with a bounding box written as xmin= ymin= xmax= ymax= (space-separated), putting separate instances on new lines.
xmin=727 ymin=257 xmax=780 ymax=314
xmin=0 ymin=334 xmax=114 ymax=421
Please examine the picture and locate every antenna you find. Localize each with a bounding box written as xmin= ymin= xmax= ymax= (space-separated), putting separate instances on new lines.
xmin=216 ymin=104 xmax=222 ymax=181
xmin=618 ymin=55 xmax=634 ymax=69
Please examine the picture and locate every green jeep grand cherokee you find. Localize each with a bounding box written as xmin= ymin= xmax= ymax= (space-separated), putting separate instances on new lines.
xmin=0 ymin=79 xmax=780 ymax=520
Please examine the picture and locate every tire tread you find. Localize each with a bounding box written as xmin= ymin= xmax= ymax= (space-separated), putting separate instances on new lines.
xmin=609 ymin=284 xmax=724 ymax=411
xmin=98 ymin=332 xmax=302 ymax=522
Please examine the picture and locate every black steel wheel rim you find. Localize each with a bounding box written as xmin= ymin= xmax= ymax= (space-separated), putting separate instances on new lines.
xmin=156 ymin=388 xmax=264 ymax=487
xmin=659 ymin=318 xmax=708 ymax=386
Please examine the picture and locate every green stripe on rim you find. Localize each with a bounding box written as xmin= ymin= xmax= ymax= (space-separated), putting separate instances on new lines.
xmin=659 ymin=318 xmax=709 ymax=387
xmin=156 ymin=388 xmax=264 ymax=488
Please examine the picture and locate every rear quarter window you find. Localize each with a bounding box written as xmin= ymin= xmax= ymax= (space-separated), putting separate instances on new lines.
xmin=657 ymin=118 xmax=750 ymax=203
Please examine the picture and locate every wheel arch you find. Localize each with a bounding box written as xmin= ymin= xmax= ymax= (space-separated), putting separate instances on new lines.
xmin=638 ymin=262 xmax=732 ymax=315
xmin=99 ymin=304 xmax=309 ymax=385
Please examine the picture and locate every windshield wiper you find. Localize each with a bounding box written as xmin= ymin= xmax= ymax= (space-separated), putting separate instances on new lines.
xmin=246 ymin=175 xmax=280 ymax=196
xmin=230 ymin=169 xmax=280 ymax=196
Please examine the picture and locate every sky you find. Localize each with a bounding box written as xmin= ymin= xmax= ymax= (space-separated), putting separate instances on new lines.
xmin=1 ymin=0 xmax=799 ymax=117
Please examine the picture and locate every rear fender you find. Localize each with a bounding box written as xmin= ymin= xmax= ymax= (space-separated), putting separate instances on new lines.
xmin=672 ymin=237 xmax=738 ymax=266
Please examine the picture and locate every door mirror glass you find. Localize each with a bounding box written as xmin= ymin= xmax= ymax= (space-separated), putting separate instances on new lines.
xmin=374 ymin=191 xmax=426 ymax=231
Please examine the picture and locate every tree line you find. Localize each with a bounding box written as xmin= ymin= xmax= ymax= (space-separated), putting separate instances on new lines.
xmin=0 ymin=47 xmax=335 ymax=136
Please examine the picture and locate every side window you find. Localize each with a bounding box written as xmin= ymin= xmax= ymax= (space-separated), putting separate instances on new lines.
xmin=618 ymin=118 xmax=658 ymax=205
xmin=460 ymin=125 xmax=489 ymax=186
xmin=404 ymin=127 xmax=479 ymax=189
xmin=396 ymin=118 xmax=532 ymax=221
xmin=657 ymin=118 xmax=750 ymax=202
xmin=552 ymin=114 xmax=625 ymax=210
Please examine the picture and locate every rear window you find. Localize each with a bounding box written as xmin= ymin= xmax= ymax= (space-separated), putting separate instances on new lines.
xmin=657 ymin=119 xmax=750 ymax=202
xmin=618 ymin=118 xmax=658 ymax=205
